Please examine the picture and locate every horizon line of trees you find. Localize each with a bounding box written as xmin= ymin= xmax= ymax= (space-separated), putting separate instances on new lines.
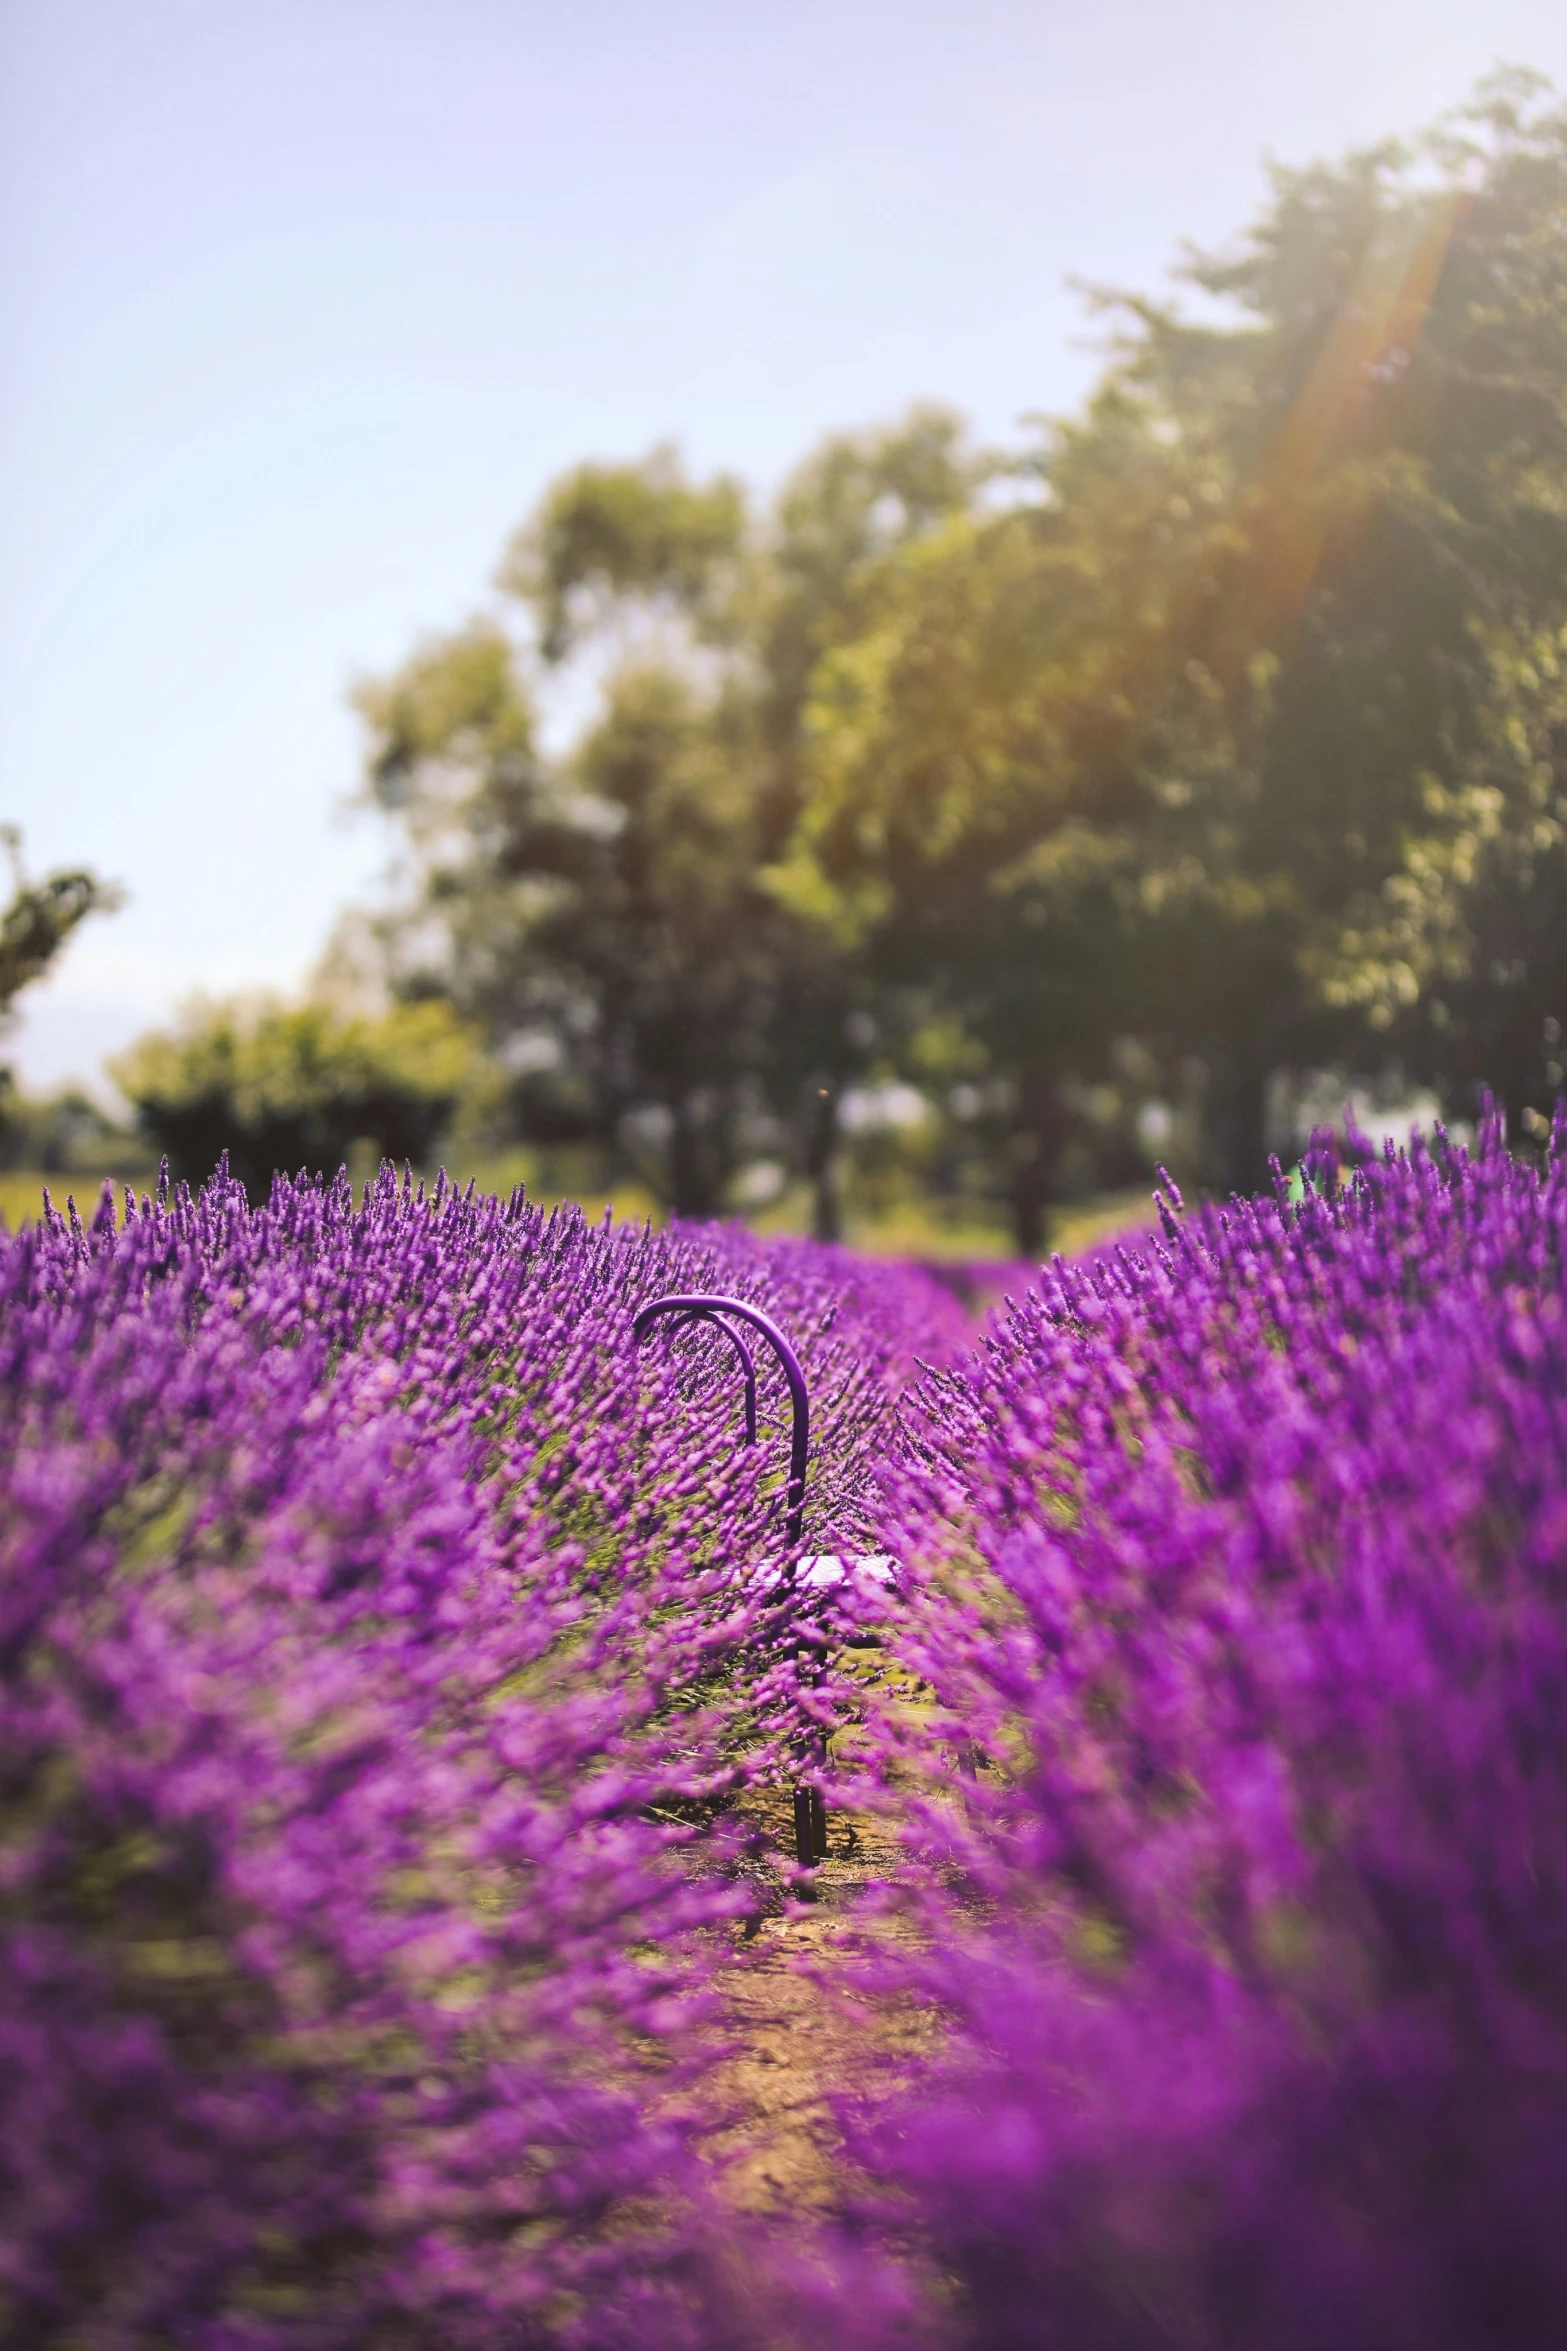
xmin=334 ymin=68 xmax=1567 ymax=1249
xmin=16 ymin=69 xmax=1567 ymax=1252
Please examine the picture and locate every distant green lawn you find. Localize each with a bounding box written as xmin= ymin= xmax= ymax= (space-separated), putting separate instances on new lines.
xmin=441 ymin=1156 xmax=1158 ymax=1262
xmin=0 ymin=1169 xmax=151 ymax=1231
xmin=0 ymin=1159 xmax=1158 ymax=1265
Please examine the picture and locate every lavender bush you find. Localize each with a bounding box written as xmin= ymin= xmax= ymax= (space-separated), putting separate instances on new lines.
xmin=853 ymin=1115 xmax=1567 ymax=2348
xmin=16 ymin=1127 xmax=1567 ymax=2349
xmin=0 ymin=1161 xmax=959 ymax=2348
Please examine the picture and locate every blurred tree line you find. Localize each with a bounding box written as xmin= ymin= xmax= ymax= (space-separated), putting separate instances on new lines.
xmin=110 ymin=999 xmax=473 ymax=1204
xmin=124 ymin=72 xmax=1567 ymax=1246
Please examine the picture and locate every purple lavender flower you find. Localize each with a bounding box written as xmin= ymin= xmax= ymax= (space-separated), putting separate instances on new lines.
xmin=853 ymin=1115 xmax=1567 ymax=2349
xmin=0 ymin=1162 xmax=962 ymax=2346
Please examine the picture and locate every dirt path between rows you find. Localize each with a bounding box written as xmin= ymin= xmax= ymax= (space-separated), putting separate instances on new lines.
xmin=704 ymin=1779 xmax=942 ymax=2220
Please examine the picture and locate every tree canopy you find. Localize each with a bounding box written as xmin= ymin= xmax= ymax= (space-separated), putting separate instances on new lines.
xmin=0 ymin=828 xmax=121 ymax=1156
xmin=113 ymin=998 xmax=475 ymax=1204
xmin=350 ymin=70 xmax=1567 ymax=1245
xmin=0 ymin=828 xmax=119 ymax=1028
xmin=352 ymin=412 xmax=974 ymax=1227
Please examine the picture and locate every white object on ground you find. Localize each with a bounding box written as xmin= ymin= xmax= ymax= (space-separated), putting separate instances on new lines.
xmin=794 ymin=1553 xmax=898 ymax=1588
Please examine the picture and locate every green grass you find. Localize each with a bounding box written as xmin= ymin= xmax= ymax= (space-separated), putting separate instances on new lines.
xmin=1042 ymin=1188 xmax=1162 ymax=1260
xmin=447 ymin=1158 xmax=1159 ymax=1263
xmin=0 ymin=1156 xmax=662 ymax=1236
xmin=435 ymin=1147 xmax=664 ymax=1230
xmin=747 ymin=1178 xmax=1158 ymax=1262
xmin=0 ymin=1169 xmax=154 ymax=1231
xmin=0 ymin=1156 xmax=1159 ymax=1267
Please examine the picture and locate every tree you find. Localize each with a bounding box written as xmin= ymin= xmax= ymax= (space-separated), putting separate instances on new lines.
xmin=112 ymin=998 xmax=474 ymax=1202
xmin=355 ymin=616 xmax=786 ymax=1222
xmin=498 ymin=444 xmax=747 ymax=663
xmin=355 ymin=73 xmax=1567 ymax=1233
xmin=1146 ymin=68 xmax=1567 ymax=1174
xmin=1295 ymin=81 xmax=1567 ymax=1142
xmin=1316 ymin=613 xmax=1567 ymax=1143
xmin=0 ymin=826 xmax=120 ymax=1025
xmin=743 ymin=407 xmax=986 ymax=1231
xmin=777 ymin=70 xmax=1567 ymax=1209
xmin=769 ymin=368 xmax=1287 ymax=1241
xmin=0 ymin=1086 xmax=136 ymax=1176
xmin=356 ymin=415 xmax=987 ymax=1232
xmin=0 ymin=826 xmax=121 ymax=1152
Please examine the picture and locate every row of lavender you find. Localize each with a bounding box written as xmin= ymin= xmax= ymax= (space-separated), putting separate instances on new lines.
xmin=0 ymin=1162 xmax=960 ymax=2347
xmin=856 ymin=1116 xmax=1567 ymax=2348
xmin=7 ymin=1120 xmax=1567 ymax=2346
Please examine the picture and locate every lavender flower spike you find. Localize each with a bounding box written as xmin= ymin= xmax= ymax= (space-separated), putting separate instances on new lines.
xmin=633 ymin=1293 xmax=810 ymax=1550
xmin=665 ymin=1306 xmax=760 ymax=1444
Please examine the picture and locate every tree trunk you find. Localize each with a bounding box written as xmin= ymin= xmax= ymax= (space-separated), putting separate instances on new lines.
xmin=1208 ymin=1055 xmax=1272 ymax=1199
xmin=804 ymin=1084 xmax=842 ymax=1244
xmin=667 ymin=1103 xmax=724 ymax=1222
xmin=1008 ymin=1073 xmax=1066 ymax=1260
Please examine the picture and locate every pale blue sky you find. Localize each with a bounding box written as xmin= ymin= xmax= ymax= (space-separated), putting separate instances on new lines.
xmin=5 ymin=0 xmax=1565 ymax=1092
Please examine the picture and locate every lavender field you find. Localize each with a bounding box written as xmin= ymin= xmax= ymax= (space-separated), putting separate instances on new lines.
xmin=6 ymin=1120 xmax=1567 ymax=2348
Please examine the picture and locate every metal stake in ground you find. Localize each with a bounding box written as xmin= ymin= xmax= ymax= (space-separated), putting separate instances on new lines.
xmin=632 ymin=1292 xmax=826 ymax=1873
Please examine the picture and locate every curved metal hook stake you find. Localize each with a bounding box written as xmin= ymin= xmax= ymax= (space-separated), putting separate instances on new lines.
xmin=634 ymin=1291 xmax=823 ymax=1874
xmin=632 ymin=1292 xmax=809 ymax=1550
xmin=665 ymin=1307 xmax=758 ymax=1445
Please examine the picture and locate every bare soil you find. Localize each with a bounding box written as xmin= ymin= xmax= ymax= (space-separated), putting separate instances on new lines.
xmin=705 ymin=1780 xmax=939 ymax=2220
